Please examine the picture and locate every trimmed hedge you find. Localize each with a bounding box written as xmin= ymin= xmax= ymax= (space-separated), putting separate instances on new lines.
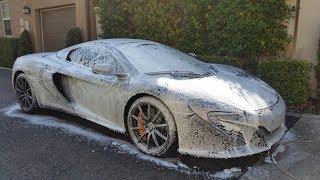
xmin=197 ymin=55 xmax=243 ymax=68
xmin=0 ymin=37 xmax=19 ymax=68
xmin=257 ymin=60 xmax=311 ymax=105
xmin=197 ymin=55 xmax=260 ymax=75
xmin=65 ymin=27 xmax=83 ymax=47
xmin=207 ymin=0 xmax=294 ymax=58
xmin=98 ymin=0 xmax=294 ymax=59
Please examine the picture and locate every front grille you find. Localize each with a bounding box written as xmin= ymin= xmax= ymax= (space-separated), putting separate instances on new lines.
xmin=250 ymin=127 xmax=269 ymax=147
xmin=232 ymin=131 xmax=247 ymax=147
xmin=211 ymin=124 xmax=247 ymax=147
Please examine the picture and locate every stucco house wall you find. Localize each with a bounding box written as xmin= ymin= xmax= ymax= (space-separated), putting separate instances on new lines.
xmin=294 ymin=0 xmax=320 ymax=94
xmin=285 ymin=0 xmax=320 ymax=95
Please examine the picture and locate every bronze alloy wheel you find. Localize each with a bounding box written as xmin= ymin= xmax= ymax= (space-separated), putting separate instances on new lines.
xmin=127 ymin=97 xmax=177 ymax=157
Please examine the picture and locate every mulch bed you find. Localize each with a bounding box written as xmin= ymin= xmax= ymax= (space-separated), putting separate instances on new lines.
xmin=287 ymin=98 xmax=320 ymax=115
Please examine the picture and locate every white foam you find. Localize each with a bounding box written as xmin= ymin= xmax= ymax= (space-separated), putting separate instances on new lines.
xmin=1 ymin=103 xmax=244 ymax=179
xmin=264 ymin=144 xmax=286 ymax=164
xmin=213 ymin=167 xmax=242 ymax=179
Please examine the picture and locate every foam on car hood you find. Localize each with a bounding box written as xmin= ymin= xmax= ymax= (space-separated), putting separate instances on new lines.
xmin=156 ymin=72 xmax=278 ymax=113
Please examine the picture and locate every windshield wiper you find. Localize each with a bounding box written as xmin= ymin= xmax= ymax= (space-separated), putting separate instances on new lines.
xmin=146 ymin=71 xmax=201 ymax=76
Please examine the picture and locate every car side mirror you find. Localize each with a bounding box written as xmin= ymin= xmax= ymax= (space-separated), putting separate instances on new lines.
xmin=188 ymin=53 xmax=197 ymax=58
xmin=92 ymin=64 xmax=112 ymax=75
xmin=114 ymin=73 xmax=130 ymax=80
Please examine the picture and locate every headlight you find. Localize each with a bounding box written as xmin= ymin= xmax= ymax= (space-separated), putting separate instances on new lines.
xmin=207 ymin=111 xmax=246 ymax=123
xmin=188 ymin=99 xmax=247 ymax=123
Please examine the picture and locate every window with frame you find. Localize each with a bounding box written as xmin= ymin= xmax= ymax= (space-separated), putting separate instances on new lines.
xmin=68 ymin=46 xmax=125 ymax=73
xmin=0 ymin=0 xmax=12 ymax=36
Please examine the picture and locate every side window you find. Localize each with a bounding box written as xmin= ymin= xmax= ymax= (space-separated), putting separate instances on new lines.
xmin=93 ymin=52 xmax=125 ymax=74
xmin=68 ymin=46 xmax=125 ymax=73
xmin=68 ymin=49 xmax=80 ymax=62
xmin=0 ymin=1 xmax=12 ymax=36
xmin=68 ymin=47 xmax=99 ymax=67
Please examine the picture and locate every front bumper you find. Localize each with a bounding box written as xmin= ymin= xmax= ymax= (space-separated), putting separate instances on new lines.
xmin=175 ymin=103 xmax=287 ymax=159
xmin=178 ymin=122 xmax=286 ymax=158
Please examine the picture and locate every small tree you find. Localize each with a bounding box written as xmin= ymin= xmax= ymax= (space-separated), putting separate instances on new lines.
xmin=18 ymin=29 xmax=33 ymax=57
xmin=65 ymin=27 xmax=83 ymax=47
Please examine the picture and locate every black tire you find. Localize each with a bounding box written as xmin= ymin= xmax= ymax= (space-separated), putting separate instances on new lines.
xmin=15 ymin=73 xmax=39 ymax=113
xmin=127 ymin=96 xmax=178 ymax=157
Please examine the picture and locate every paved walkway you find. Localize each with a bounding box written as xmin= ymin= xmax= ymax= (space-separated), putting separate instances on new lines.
xmin=242 ymin=114 xmax=320 ymax=180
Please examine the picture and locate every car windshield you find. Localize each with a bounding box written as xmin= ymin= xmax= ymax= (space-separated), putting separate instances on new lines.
xmin=118 ymin=44 xmax=210 ymax=74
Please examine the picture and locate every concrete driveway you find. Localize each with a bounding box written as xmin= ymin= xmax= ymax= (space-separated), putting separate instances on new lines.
xmin=242 ymin=114 xmax=320 ymax=180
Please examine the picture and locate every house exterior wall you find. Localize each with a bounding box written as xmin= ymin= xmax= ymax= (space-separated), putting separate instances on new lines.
xmin=294 ymin=0 xmax=320 ymax=94
xmin=285 ymin=0 xmax=320 ymax=95
xmin=285 ymin=0 xmax=297 ymax=58
xmin=0 ymin=0 xmax=97 ymax=52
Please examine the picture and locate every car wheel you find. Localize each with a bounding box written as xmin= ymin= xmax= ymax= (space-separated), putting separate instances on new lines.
xmin=15 ymin=73 xmax=39 ymax=113
xmin=127 ymin=96 xmax=178 ymax=157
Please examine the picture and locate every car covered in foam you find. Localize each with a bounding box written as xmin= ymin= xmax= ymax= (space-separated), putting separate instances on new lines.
xmin=12 ymin=39 xmax=286 ymax=158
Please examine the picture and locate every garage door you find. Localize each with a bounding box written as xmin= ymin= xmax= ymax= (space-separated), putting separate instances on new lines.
xmin=41 ymin=6 xmax=76 ymax=52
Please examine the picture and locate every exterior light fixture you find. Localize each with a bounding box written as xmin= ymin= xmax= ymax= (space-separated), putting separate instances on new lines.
xmin=22 ymin=5 xmax=31 ymax=14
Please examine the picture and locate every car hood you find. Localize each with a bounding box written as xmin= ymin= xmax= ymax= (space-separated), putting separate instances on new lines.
xmin=155 ymin=69 xmax=278 ymax=113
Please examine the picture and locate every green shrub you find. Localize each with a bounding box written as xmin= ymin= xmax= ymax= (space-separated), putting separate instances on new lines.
xmin=124 ymin=0 xmax=188 ymax=50
xmin=98 ymin=0 xmax=134 ymax=38
xmin=197 ymin=54 xmax=243 ymax=68
xmin=97 ymin=0 xmax=294 ymax=59
xmin=257 ymin=60 xmax=311 ymax=105
xmin=65 ymin=27 xmax=83 ymax=47
xmin=183 ymin=1 xmax=214 ymax=54
xmin=197 ymin=54 xmax=260 ymax=75
xmin=18 ymin=29 xmax=33 ymax=57
xmin=0 ymin=37 xmax=19 ymax=68
xmin=207 ymin=0 xmax=295 ymax=58
xmin=242 ymin=58 xmax=259 ymax=75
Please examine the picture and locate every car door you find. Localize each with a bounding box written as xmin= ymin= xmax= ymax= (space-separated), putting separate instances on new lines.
xmin=61 ymin=46 xmax=130 ymax=132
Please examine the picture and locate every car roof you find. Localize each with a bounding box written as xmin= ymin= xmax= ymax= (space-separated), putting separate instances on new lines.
xmin=91 ymin=38 xmax=159 ymax=48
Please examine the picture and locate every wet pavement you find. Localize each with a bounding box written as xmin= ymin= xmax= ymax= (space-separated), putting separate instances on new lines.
xmin=242 ymin=114 xmax=320 ymax=180
xmin=0 ymin=68 xmax=302 ymax=179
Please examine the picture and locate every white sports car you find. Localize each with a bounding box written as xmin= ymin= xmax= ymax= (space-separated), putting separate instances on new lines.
xmin=12 ymin=39 xmax=286 ymax=158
